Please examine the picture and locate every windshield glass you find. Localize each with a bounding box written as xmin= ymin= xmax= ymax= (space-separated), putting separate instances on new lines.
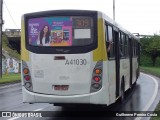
xmin=28 ymin=16 xmax=94 ymax=47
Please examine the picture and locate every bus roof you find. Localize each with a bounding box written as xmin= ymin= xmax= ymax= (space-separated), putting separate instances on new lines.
xmin=98 ymin=11 xmax=139 ymax=41
xmin=23 ymin=9 xmax=139 ymax=41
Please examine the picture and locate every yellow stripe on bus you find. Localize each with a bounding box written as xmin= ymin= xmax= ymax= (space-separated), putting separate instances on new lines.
xmin=93 ymin=18 xmax=107 ymax=61
xmin=21 ymin=19 xmax=29 ymax=61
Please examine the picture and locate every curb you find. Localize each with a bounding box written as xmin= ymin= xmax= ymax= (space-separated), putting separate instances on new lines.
xmin=140 ymin=70 xmax=160 ymax=78
xmin=0 ymin=80 xmax=21 ymax=87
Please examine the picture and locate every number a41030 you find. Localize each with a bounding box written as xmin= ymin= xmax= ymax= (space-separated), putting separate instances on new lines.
xmin=65 ymin=59 xmax=87 ymax=65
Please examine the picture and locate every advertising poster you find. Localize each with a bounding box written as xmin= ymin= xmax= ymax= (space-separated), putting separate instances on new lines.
xmin=28 ymin=17 xmax=72 ymax=46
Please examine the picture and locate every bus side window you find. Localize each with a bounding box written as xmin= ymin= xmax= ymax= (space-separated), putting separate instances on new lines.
xmin=125 ymin=36 xmax=129 ymax=58
xmin=132 ymin=39 xmax=135 ymax=57
xmin=120 ymin=32 xmax=125 ymax=58
xmin=105 ymin=25 xmax=114 ymax=59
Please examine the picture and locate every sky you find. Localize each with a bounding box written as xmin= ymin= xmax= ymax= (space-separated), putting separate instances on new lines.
xmin=2 ymin=0 xmax=160 ymax=35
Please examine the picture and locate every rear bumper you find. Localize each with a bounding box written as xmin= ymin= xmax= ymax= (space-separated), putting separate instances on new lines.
xmin=22 ymin=86 xmax=109 ymax=105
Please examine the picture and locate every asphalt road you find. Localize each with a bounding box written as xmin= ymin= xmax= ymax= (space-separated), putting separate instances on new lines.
xmin=0 ymin=73 xmax=159 ymax=120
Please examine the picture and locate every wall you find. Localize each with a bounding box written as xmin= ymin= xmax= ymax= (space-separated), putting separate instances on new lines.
xmin=2 ymin=57 xmax=20 ymax=74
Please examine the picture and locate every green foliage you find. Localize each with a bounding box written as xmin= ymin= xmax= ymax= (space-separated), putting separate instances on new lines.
xmin=2 ymin=33 xmax=20 ymax=60
xmin=140 ymin=35 xmax=160 ymax=66
xmin=151 ymin=105 xmax=160 ymax=120
xmin=140 ymin=37 xmax=150 ymax=55
xmin=0 ymin=73 xmax=21 ymax=84
xmin=140 ymin=66 xmax=160 ymax=77
xmin=140 ymin=55 xmax=152 ymax=66
xmin=142 ymin=35 xmax=160 ymax=53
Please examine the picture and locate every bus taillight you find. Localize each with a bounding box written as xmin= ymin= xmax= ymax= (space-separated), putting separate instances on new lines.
xmin=23 ymin=68 xmax=29 ymax=74
xmin=25 ymin=82 xmax=32 ymax=88
xmin=22 ymin=61 xmax=33 ymax=91
xmin=93 ymin=76 xmax=101 ymax=82
xmin=94 ymin=69 xmax=102 ymax=74
xmin=90 ymin=60 xmax=103 ymax=93
xmin=24 ymin=75 xmax=31 ymax=81
xmin=92 ymin=83 xmax=101 ymax=89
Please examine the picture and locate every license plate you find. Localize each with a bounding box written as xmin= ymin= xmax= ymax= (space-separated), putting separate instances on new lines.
xmin=53 ymin=85 xmax=69 ymax=91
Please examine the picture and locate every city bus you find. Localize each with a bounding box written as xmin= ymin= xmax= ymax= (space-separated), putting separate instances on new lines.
xmin=21 ymin=10 xmax=140 ymax=106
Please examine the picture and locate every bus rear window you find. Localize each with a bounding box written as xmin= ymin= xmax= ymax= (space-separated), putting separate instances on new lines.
xmin=27 ymin=16 xmax=94 ymax=47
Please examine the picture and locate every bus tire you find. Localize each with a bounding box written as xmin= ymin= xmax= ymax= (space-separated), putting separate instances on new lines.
xmin=133 ymin=81 xmax=137 ymax=87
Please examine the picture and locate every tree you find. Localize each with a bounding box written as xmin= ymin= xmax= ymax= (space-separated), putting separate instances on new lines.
xmin=2 ymin=33 xmax=20 ymax=59
xmin=140 ymin=35 xmax=160 ymax=66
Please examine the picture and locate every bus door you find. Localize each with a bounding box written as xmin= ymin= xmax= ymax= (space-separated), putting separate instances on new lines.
xmin=113 ymin=28 xmax=120 ymax=98
xmin=129 ymin=38 xmax=133 ymax=87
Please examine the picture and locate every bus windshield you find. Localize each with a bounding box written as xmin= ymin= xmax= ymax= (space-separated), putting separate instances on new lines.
xmin=27 ymin=16 xmax=94 ymax=47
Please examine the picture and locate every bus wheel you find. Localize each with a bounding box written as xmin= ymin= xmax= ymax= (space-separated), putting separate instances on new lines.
xmin=120 ymin=79 xmax=125 ymax=103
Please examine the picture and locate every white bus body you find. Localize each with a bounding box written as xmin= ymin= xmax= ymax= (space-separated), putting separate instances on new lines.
xmin=21 ymin=10 xmax=140 ymax=106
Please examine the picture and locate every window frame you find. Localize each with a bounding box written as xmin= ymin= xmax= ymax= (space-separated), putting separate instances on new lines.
xmin=124 ymin=35 xmax=129 ymax=58
xmin=24 ymin=10 xmax=98 ymax=54
xmin=105 ymin=23 xmax=115 ymax=60
xmin=119 ymin=32 xmax=126 ymax=59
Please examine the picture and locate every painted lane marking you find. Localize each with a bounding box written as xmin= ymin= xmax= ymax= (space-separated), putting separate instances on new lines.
xmin=6 ymin=73 xmax=158 ymax=120
xmin=0 ymin=83 xmax=21 ymax=89
xmin=33 ymin=108 xmax=44 ymax=111
xmin=7 ymin=108 xmax=44 ymax=120
xmin=141 ymin=73 xmax=158 ymax=111
xmin=135 ymin=73 xmax=158 ymax=120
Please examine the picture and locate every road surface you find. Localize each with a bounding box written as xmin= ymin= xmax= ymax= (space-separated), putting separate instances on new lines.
xmin=0 ymin=73 xmax=159 ymax=120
